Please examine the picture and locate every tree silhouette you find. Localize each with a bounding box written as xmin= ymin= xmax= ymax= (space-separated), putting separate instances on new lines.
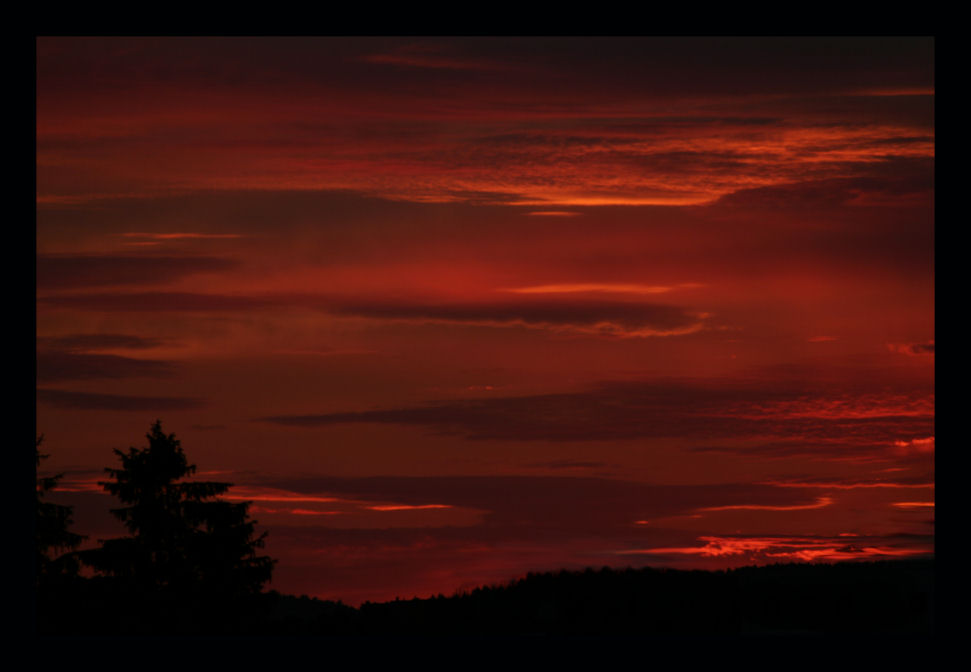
xmin=83 ymin=421 xmax=275 ymax=601
xmin=35 ymin=435 xmax=85 ymax=584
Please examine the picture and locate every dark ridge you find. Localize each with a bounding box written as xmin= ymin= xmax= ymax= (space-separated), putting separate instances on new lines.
xmin=37 ymin=559 xmax=933 ymax=636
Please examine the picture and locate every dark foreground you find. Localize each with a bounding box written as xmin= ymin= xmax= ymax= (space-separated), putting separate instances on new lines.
xmin=37 ymin=559 xmax=934 ymax=636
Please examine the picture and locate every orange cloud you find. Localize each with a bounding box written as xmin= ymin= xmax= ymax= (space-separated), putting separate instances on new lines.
xmin=893 ymin=437 xmax=935 ymax=455
xmin=121 ymin=232 xmax=245 ymax=240
xmin=618 ymin=534 xmax=932 ymax=561
xmin=888 ymin=341 xmax=935 ymax=356
xmin=697 ymin=496 xmax=833 ymax=512
xmin=763 ymin=479 xmax=933 ymax=490
xmin=366 ymin=504 xmax=453 ymax=511
xmin=503 ymin=283 xmax=678 ymax=295
xmin=250 ymin=505 xmax=342 ymax=516
xmin=223 ymin=486 xmax=340 ymax=504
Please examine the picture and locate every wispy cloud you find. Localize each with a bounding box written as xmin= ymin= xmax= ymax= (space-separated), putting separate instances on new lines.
xmin=893 ymin=436 xmax=935 ymax=454
xmin=260 ymin=376 xmax=933 ymax=452
xmin=524 ymin=459 xmax=611 ymax=471
xmin=37 ymin=351 xmax=176 ymax=382
xmin=40 ymin=291 xmax=709 ymax=338
xmin=121 ymin=232 xmax=244 ymax=240
xmin=365 ymin=504 xmax=452 ymax=511
xmin=502 ymin=283 xmax=684 ymax=295
xmin=888 ymin=341 xmax=935 ymax=356
xmin=222 ymin=487 xmax=340 ymax=504
xmin=763 ymin=477 xmax=933 ymax=490
xmin=38 ymin=333 xmax=166 ymax=351
xmin=617 ymin=533 xmax=933 ymax=562
xmin=315 ymin=296 xmax=709 ymax=337
xmin=37 ymin=254 xmax=238 ymax=289
xmin=223 ymin=484 xmax=455 ymax=514
xmin=39 ymin=292 xmax=276 ymax=312
xmin=697 ymin=496 xmax=833 ymax=512
xmin=36 ymin=388 xmax=204 ymax=411
xmin=251 ymin=506 xmax=342 ymax=516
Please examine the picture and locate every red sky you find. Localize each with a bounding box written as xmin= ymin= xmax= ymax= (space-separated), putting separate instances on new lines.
xmin=36 ymin=37 xmax=934 ymax=605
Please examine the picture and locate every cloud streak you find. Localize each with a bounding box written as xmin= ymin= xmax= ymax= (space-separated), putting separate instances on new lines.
xmin=260 ymin=376 xmax=933 ymax=454
xmin=502 ymin=283 xmax=686 ymax=295
xmin=38 ymin=333 xmax=166 ymax=351
xmin=320 ymin=297 xmax=708 ymax=337
xmin=888 ymin=341 xmax=935 ymax=356
xmin=36 ymin=351 xmax=176 ymax=382
xmin=617 ymin=533 xmax=933 ymax=562
xmin=697 ymin=496 xmax=833 ymax=512
xmin=37 ymin=254 xmax=238 ymax=289
xmin=121 ymin=232 xmax=244 ymax=240
xmin=37 ymin=388 xmax=204 ymax=411
xmin=39 ymin=291 xmax=709 ymax=337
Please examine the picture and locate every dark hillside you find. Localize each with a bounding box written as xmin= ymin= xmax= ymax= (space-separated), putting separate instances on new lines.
xmin=352 ymin=560 xmax=934 ymax=636
xmin=38 ymin=559 xmax=933 ymax=636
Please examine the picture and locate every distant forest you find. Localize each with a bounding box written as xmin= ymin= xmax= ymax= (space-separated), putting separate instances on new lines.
xmin=39 ymin=559 xmax=933 ymax=636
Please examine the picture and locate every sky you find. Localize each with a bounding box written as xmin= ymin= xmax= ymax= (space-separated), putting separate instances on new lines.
xmin=36 ymin=37 xmax=934 ymax=605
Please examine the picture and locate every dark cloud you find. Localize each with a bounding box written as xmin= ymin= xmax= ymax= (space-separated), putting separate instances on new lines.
xmin=713 ymin=168 xmax=934 ymax=211
xmin=762 ymin=473 xmax=935 ymax=489
xmin=39 ymin=292 xmax=277 ymax=312
xmin=323 ymin=297 xmax=705 ymax=334
xmin=623 ymin=150 xmax=779 ymax=174
xmin=37 ymin=388 xmax=204 ymax=411
xmin=38 ymin=290 xmax=706 ymax=335
xmin=37 ymin=254 xmax=238 ymax=289
xmin=39 ymin=37 xmax=933 ymax=103
xmin=260 ymin=376 xmax=933 ymax=450
xmin=688 ymin=440 xmax=885 ymax=458
xmin=36 ymin=189 xmax=419 ymax=237
xmin=36 ymin=351 xmax=176 ymax=382
xmin=889 ymin=341 xmax=935 ymax=356
xmin=38 ymin=333 xmax=166 ymax=350
xmin=860 ymin=135 xmax=935 ymax=147
xmin=524 ymin=459 xmax=611 ymax=470
xmin=431 ymin=189 xmax=528 ymax=204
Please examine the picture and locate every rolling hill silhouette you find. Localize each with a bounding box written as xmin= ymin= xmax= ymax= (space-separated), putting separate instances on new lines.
xmin=38 ymin=559 xmax=933 ymax=635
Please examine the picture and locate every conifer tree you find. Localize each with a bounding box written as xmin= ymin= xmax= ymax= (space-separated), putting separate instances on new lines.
xmin=83 ymin=421 xmax=275 ymax=599
xmin=36 ymin=435 xmax=85 ymax=584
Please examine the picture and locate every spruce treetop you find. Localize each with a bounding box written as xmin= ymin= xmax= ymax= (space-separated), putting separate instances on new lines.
xmin=84 ymin=421 xmax=275 ymax=597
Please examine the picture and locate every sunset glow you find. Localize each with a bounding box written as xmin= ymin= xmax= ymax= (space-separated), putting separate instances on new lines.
xmin=37 ymin=37 xmax=934 ymax=605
